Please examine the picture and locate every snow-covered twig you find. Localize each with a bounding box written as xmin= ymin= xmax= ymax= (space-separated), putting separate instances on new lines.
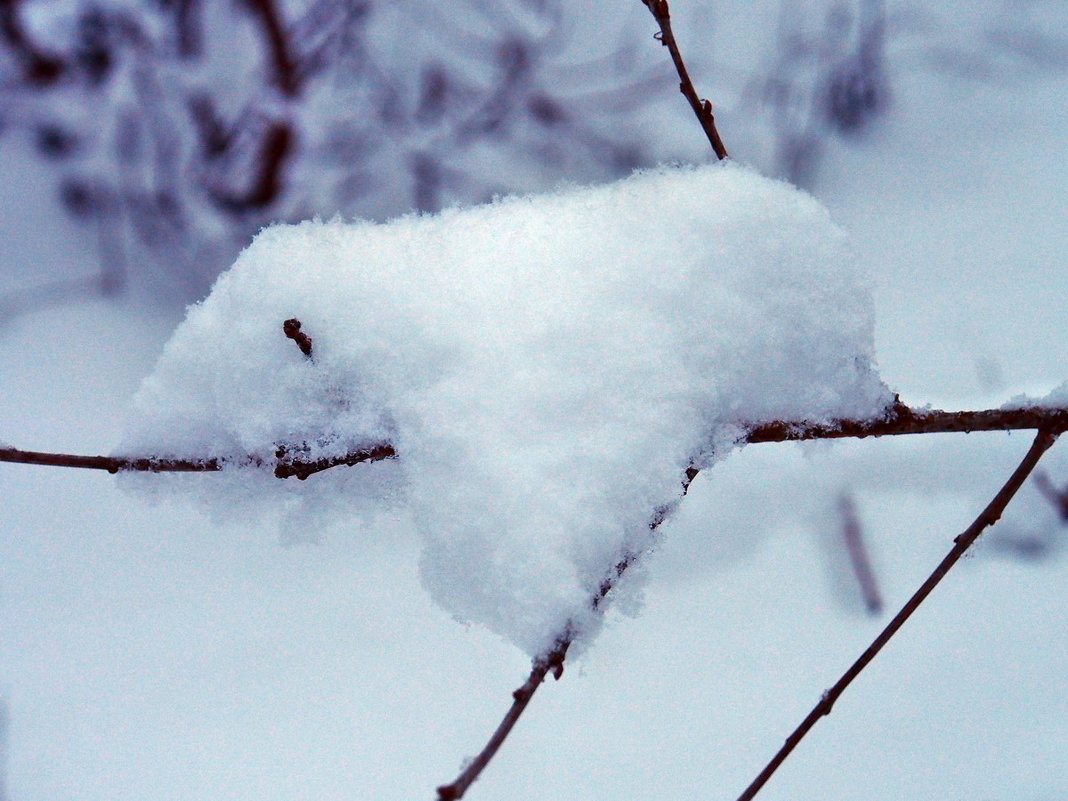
xmin=640 ymin=0 xmax=729 ymax=160
xmin=744 ymin=402 xmax=1068 ymax=443
xmin=3 ymin=403 xmax=1065 ymax=800
xmin=436 ymin=487 xmax=689 ymax=800
xmin=735 ymin=425 xmax=1060 ymax=801
xmin=0 ymin=442 xmax=397 ymax=480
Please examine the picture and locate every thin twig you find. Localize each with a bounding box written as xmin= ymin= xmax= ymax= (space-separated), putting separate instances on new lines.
xmin=3 ymin=404 xmax=1066 ymax=479
xmin=242 ymin=0 xmax=301 ymax=97
xmin=743 ymin=402 xmax=1068 ymax=444
xmin=1033 ymin=471 xmax=1068 ymax=521
xmin=436 ymin=648 xmax=567 ymax=801
xmin=735 ymin=426 xmax=1060 ymax=801
xmin=838 ymin=492 xmax=883 ymax=615
xmin=435 ymin=463 xmax=710 ymax=800
xmin=640 ymin=0 xmax=728 ymax=160
xmin=0 ymin=443 xmax=395 ymax=478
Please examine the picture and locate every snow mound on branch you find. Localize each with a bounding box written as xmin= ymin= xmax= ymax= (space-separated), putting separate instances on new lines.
xmin=1003 ymin=381 xmax=1068 ymax=409
xmin=121 ymin=163 xmax=893 ymax=656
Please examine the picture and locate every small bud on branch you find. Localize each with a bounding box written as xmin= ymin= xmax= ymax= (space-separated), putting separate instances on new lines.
xmin=283 ymin=317 xmax=313 ymax=357
xmin=640 ymin=0 xmax=729 ymax=160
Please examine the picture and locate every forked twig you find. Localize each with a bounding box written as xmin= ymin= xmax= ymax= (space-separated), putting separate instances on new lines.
xmin=640 ymin=0 xmax=729 ymax=160
xmin=431 ymin=410 xmax=1067 ymax=799
xmin=3 ymin=402 xmax=1067 ymax=799
xmin=735 ymin=426 xmax=1060 ymax=801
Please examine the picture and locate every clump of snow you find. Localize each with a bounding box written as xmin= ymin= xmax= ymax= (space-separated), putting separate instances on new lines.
xmin=120 ymin=163 xmax=892 ymax=656
xmin=1002 ymin=381 xmax=1068 ymax=410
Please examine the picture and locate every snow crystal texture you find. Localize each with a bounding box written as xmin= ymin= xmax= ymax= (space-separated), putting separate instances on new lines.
xmin=122 ymin=163 xmax=893 ymax=656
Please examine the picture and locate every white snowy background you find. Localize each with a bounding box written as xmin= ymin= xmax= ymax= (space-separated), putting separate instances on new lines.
xmin=3 ymin=2 xmax=1068 ymax=800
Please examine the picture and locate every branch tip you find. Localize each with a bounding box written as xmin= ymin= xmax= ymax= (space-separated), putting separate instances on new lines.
xmin=282 ymin=317 xmax=313 ymax=357
xmin=639 ymin=0 xmax=728 ymax=160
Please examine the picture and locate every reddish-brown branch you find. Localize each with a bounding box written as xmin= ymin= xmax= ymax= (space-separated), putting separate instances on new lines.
xmin=0 ymin=442 xmax=396 ymax=479
xmin=435 ymin=647 xmax=567 ymax=801
xmin=640 ymin=0 xmax=728 ymax=160
xmin=3 ymin=404 xmax=1066 ymax=479
xmin=744 ymin=403 xmax=1068 ymax=443
xmin=430 ymin=403 xmax=1068 ymax=799
xmin=272 ymin=443 xmax=397 ymax=480
xmin=436 ymin=455 xmax=715 ymax=799
xmin=0 ymin=447 xmax=221 ymax=474
xmin=735 ymin=426 xmax=1060 ymax=801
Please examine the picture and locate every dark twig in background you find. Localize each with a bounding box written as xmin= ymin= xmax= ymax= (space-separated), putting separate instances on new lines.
xmin=1034 ymin=471 xmax=1068 ymax=521
xmin=736 ymin=426 xmax=1060 ymax=801
xmin=241 ymin=0 xmax=301 ymax=97
xmin=640 ymin=0 xmax=729 ymax=160
xmin=838 ymin=491 xmax=883 ymax=615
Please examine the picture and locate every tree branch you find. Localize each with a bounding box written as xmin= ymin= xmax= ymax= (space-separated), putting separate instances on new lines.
xmin=744 ymin=402 xmax=1068 ymax=443
xmin=640 ymin=0 xmax=728 ymax=160
xmin=735 ymin=426 xmax=1060 ymax=801
xmin=435 ymin=491 xmax=681 ymax=800
xmin=3 ymin=401 xmax=1065 ymax=799
xmin=3 ymin=403 xmax=1066 ymax=479
xmin=0 ymin=442 xmax=396 ymax=479
xmin=242 ymin=0 xmax=301 ymax=97
xmin=436 ymin=648 xmax=567 ymax=801
xmin=429 ymin=402 xmax=1068 ymax=799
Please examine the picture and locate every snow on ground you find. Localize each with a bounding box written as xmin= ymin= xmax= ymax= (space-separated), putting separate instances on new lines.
xmin=3 ymin=6 xmax=1068 ymax=801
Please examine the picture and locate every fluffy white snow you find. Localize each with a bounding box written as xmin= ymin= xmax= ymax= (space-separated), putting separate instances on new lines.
xmin=121 ymin=162 xmax=892 ymax=655
xmin=1003 ymin=381 xmax=1068 ymax=409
